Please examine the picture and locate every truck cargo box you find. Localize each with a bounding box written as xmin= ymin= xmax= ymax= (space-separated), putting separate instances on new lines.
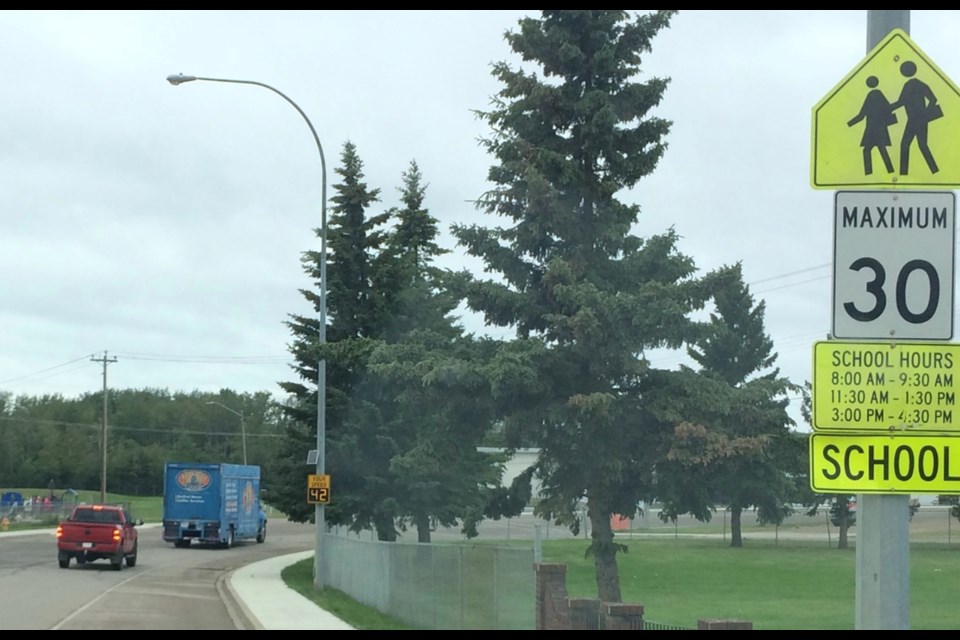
xmin=162 ymin=461 xmax=266 ymax=548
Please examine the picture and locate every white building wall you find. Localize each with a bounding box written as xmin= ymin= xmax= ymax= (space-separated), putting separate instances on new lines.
xmin=479 ymin=447 xmax=542 ymax=500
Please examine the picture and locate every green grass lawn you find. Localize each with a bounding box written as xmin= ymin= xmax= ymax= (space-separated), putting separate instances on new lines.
xmin=542 ymin=537 xmax=960 ymax=630
xmin=282 ymin=559 xmax=417 ymax=630
xmin=0 ymin=488 xmax=162 ymax=530
xmin=285 ymin=536 xmax=960 ymax=630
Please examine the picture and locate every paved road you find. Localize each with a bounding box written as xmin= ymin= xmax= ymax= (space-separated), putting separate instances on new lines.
xmin=0 ymin=519 xmax=317 ymax=630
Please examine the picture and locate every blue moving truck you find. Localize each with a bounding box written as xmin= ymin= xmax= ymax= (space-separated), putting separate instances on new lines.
xmin=162 ymin=462 xmax=267 ymax=548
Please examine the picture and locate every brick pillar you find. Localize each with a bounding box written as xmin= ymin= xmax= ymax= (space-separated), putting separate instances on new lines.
xmin=568 ymin=598 xmax=602 ymax=630
xmin=535 ymin=563 xmax=569 ymax=630
xmin=698 ymin=619 xmax=753 ymax=630
xmin=603 ymin=602 xmax=645 ymax=630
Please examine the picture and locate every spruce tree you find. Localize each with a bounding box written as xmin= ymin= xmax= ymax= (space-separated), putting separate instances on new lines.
xmin=273 ymin=140 xmax=387 ymax=524
xmin=658 ymin=263 xmax=797 ymax=547
xmin=451 ymin=10 xmax=713 ymax=602
xmin=344 ymin=160 xmax=510 ymax=541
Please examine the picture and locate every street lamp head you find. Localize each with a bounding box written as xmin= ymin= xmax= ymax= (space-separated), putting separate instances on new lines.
xmin=167 ymin=74 xmax=197 ymax=86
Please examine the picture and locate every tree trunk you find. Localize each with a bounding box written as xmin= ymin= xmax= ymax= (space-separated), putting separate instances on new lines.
xmin=838 ymin=509 xmax=849 ymax=549
xmin=374 ymin=514 xmax=397 ymax=542
xmin=730 ymin=504 xmax=743 ymax=548
xmin=589 ymin=503 xmax=622 ymax=603
xmin=415 ymin=512 xmax=431 ymax=543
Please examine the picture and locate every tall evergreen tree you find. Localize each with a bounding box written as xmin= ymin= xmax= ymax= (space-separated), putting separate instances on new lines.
xmin=274 ymin=140 xmax=388 ymax=524
xmin=339 ymin=160 xmax=513 ymax=542
xmin=450 ymin=10 xmax=717 ymax=602
xmin=657 ymin=263 xmax=797 ymax=547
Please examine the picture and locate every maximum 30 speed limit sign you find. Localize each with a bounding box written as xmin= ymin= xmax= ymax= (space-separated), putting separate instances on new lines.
xmin=833 ymin=191 xmax=955 ymax=341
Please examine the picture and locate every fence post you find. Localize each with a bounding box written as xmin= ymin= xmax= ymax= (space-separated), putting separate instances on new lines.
xmin=534 ymin=524 xmax=542 ymax=563
xmin=604 ymin=602 xmax=645 ymax=630
xmin=698 ymin=619 xmax=753 ymax=630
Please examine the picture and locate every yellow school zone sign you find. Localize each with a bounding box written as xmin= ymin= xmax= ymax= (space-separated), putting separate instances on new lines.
xmin=812 ymin=341 xmax=960 ymax=432
xmin=811 ymin=29 xmax=960 ymax=189
xmin=810 ymin=433 xmax=960 ymax=494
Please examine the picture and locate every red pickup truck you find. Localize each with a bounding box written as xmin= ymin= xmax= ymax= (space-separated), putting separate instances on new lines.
xmin=56 ymin=504 xmax=142 ymax=570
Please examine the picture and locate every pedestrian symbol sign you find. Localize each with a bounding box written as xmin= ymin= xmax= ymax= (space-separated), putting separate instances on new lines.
xmin=811 ymin=29 xmax=960 ymax=189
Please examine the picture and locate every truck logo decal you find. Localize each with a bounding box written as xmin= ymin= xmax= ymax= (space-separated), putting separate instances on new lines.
xmin=176 ymin=469 xmax=212 ymax=491
xmin=243 ymin=480 xmax=255 ymax=514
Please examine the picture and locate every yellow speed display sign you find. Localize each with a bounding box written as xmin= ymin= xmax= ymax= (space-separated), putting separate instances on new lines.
xmin=813 ymin=340 xmax=960 ymax=431
xmin=810 ymin=433 xmax=960 ymax=493
xmin=307 ymin=473 xmax=330 ymax=505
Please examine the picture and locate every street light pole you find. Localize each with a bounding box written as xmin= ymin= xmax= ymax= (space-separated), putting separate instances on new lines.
xmin=168 ymin=73 xmax=328 ymax=589
xmin=205 ymin=401 xmax=248 ymax=465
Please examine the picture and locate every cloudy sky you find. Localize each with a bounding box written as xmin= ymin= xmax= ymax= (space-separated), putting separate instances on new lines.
xmin=1 ymin=10 xmax=954 ymax=430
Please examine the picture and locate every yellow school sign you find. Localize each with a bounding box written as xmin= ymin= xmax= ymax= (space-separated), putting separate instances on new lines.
xmin=811 ymin=29 xmax=960 ymax=189
xmin=812 ymin=341 xmax=960 ymax=432
xmin=810 ymin=433 xmax=960 ymax=494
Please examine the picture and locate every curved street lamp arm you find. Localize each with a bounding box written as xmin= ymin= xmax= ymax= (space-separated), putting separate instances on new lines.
xmin=168 ymin=74 xmax=328 ymax=340
xmin=168 ymin=71 xmax=329 ymax=588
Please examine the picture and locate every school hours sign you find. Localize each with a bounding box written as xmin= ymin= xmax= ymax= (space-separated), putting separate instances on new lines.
xmin=832 ymin=190 xmax=955 ymax=340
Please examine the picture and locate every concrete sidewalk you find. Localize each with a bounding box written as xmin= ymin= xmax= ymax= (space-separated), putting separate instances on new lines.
xmin=227 ymin=550 xmax=355 ymax=630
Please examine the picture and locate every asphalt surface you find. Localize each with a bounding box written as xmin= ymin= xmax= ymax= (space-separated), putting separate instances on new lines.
xmin=0 ymin=526 xmax=350 ymax=630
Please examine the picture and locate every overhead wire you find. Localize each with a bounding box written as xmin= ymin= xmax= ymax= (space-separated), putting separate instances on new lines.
xmin=3 ymin=261 xmax=836 ymax=396
xmin=0 ymin=354 xmax=96 ymax=388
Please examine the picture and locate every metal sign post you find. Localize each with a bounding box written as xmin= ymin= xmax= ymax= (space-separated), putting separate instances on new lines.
xmin=806 ymin=10 xmax=960 ymax=629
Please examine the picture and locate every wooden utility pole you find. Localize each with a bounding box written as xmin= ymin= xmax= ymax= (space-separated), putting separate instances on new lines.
xmin=91 ymin=351 xmax=117 ymax=503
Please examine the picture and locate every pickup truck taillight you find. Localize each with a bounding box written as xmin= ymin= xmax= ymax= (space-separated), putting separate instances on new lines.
xmin=113 ymin=527 xmax=122 ymax=542
xmin=55 ymin=525 xmax=63 ymax=539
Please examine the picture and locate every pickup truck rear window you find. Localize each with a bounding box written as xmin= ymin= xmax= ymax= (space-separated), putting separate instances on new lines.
xmin=71 ymin=508 xmax=122 ymax=524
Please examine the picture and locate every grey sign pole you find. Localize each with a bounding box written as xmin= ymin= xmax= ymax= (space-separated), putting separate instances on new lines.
xmin=855 ymin=9 xmax=911 ymax=632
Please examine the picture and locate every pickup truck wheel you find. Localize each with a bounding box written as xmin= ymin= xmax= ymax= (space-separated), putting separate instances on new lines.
xmin=126 ymin=542 xmax=138 ymax=567
xmin=111 ymin=554 xmax=123 ymax=571
xmin=58 ymin=552 xmax=70 ymax=569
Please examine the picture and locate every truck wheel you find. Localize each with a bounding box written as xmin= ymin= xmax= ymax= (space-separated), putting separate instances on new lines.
xmin=58 ymin=552 xmax=70 ymax=569
xmin=225 ymin=528 xmax=235 ymax=549
xmin=126 ymin=542 xmax=138 ymax=567
xmin=256 ymin=522 xmax=266 ymax=543
xmin=111 ymin=554 xmax=123 ymax=571
xmin=174 ymin=539 xmax=190 ymax=548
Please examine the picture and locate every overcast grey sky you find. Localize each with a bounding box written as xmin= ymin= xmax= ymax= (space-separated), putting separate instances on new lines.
xmin=1 ymin=10 xmax=956 ymax=430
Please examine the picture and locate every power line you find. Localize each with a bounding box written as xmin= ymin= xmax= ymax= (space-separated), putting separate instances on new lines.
xmin=116 ymin=352 xmax=291 ymax=364
xmin=0 ymin=416 xmax=284 ymax=438
xmin=0 ymin=354 xmax=95 ymax=386
xmin=748 ymin=263 xmax=831 ymax=286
